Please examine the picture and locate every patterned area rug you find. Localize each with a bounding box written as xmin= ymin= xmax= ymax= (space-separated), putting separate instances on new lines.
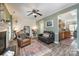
xmin=60 ymin=37 xmax=74 ymax=46
xmin=20 ymin=40 xmax=52 ymax=56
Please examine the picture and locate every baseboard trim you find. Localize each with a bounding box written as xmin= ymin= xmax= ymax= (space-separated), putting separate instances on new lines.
xmin=77 ymin=49 xmax=79 ymax=52
xmin=54 ymin=41 xmax=59 ymax=44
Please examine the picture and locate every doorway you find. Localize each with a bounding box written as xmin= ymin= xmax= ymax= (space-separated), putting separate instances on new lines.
xmin=58 ymin=9 xmax=77 ymax=46
xmin=39 ymin=20 xmax=44 ymax=34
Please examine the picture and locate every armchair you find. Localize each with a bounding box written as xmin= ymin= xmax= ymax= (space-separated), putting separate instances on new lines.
xmin=16 ymin=31 xmax=31 ymax=48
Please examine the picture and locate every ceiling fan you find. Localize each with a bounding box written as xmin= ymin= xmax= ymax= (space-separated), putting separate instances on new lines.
xmin=27 ymin=9 xmax=42 ymax=18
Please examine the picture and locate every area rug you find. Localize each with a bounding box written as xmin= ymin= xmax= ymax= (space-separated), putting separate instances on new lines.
xmin=60 ymin=38 xmax=74 ymax=46
xmin=20 ymin=40 xmax=52 ymax=56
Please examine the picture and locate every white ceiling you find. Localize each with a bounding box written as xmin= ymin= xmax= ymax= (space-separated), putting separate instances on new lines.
xmin=5 ymin=3 xmax=76 ymax=21
xmin=58 ymin=9 xmax=77 ymax=25
xmin=58 ymin=9 xmax=77 ymax=21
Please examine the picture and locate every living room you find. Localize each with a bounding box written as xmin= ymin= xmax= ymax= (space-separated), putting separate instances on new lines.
xmin=0 ymin=3 xmax=79 ymax=56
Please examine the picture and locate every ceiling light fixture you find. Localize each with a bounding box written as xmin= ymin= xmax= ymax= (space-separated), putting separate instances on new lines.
xmin=32 ymin=13 xmax=37 ymax=15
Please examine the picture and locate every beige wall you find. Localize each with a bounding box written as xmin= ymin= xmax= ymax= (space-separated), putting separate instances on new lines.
xmin=5 ymin=4 xmax=37 ymax=36
xmin=13 ymin=17 xmax=36 ymax=36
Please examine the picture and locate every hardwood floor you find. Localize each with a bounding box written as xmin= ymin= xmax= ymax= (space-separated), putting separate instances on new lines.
xmin=12 ymin=38 xmax=79 ymax=56
xmin=37 ymin=39 xmax=78 ymax=56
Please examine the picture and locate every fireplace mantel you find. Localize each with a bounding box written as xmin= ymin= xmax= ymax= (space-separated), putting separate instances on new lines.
xmin=0 ymin=29 xmax=7 ymax=32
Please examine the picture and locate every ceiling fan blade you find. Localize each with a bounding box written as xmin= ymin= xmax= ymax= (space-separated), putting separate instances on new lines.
xmin=36 ymin=13 xmax=42 ymax=16
xmin=27 ymin=12 xmax=33 ymax=16
xmin=27 ymin=11 xmax=31 ymax=12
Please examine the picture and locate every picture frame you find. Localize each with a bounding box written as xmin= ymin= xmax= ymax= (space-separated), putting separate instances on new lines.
xmin=46 ymin=20 xmax=53 ymax=27
xmin=24 ymin=26 xmax=30 ymax=34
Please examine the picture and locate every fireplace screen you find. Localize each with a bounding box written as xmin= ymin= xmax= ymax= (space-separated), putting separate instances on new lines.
xmin=0 ymin=31 xmax=6 ymax=55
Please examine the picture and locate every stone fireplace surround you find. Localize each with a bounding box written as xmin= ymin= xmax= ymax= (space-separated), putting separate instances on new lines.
xmin=0 ymin=23 xmax=11 ymax=54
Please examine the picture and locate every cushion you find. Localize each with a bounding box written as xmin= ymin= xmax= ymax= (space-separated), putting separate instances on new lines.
xmin=18 ymin=33 xmax=26 ymax=39
xmin=43 ymin=33 xmax=49 ymax=38
xmin=22 ymin=39 xmax=30 ymax=42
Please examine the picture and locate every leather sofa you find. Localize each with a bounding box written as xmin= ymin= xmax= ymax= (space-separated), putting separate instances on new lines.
xmin=38 ymin=31 xmax=55 ymax=44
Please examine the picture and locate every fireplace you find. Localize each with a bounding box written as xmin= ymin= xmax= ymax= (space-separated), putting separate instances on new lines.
xmin=0 ymin=31 xmax=6 ymax=55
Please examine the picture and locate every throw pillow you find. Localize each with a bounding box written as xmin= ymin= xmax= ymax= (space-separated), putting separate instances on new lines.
xmin=43 ymin=33 xmax=49 ymax=38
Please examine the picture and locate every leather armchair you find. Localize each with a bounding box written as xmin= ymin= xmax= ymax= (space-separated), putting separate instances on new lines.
xmin=17 ymin=33 xmax=31 ymax=48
